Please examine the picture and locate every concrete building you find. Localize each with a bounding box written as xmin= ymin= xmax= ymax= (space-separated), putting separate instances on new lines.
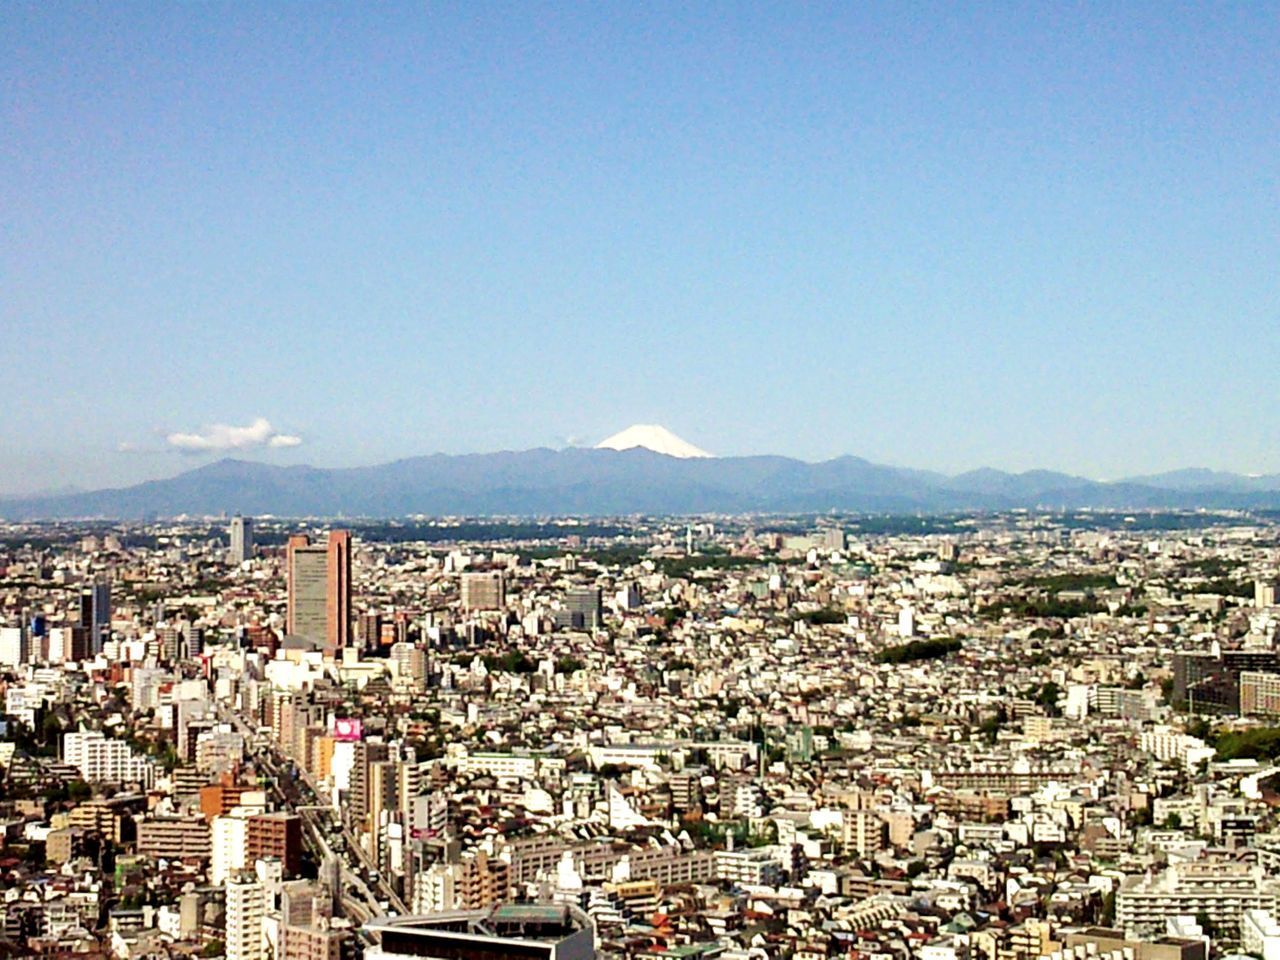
xmin=1116 ymin=860 xmax=1280 ymax=938
xmin=555 ymin=587 xmax=602 ymax=631
xmin=225 ymin=872 xmax=267 ymax=960
xmin=461 ymin=572 xmax=506 ymax=611
xmin=1242 ymin=671 xmax=1280 ymax=717
xmin=80 ymin=581 xmax=111 ymax=654
xmin=287 ymin=531 xmax=352 ymax=649
xmin=1242 ymin=909 xmax=1280 ymax=960
xmin=62 ymin=729 xmax=155 ymax=788
xmin=137 ymin=816 xmax=212 ymax=861
xmin=229 ymin=516 xmax=254 ymax=565
xmin=247 ymin=812 xmax=303 ymax=878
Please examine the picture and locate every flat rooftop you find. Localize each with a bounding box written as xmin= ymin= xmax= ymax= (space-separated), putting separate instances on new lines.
xmin=366 ymin=903 xmax=591 ymax=943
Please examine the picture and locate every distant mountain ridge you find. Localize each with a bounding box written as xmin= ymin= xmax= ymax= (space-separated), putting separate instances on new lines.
xmin=5 ymin=448 xmax=1280 ymax=519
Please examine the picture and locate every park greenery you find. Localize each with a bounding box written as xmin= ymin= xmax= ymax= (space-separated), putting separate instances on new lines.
xmin=877 ymin=637 xmax=963 ymax=664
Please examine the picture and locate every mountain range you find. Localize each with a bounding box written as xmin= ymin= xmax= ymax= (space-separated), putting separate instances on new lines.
xmin=5 ymin=441 xmax=1280 ymax=519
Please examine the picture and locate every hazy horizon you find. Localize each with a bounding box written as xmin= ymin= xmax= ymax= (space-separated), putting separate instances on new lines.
xmin=3 ymin=425 xmax=1279 ymax=500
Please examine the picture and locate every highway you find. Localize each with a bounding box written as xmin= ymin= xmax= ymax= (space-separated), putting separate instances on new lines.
xmin=215 ymin=702 xmax=409 ymax=921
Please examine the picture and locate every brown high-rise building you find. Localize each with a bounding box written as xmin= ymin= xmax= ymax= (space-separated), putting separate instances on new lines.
xmin=287 ymin=531 xmax=352 ymax=649
xmin=64 ymin=625 xmax=92 ymax=663
xmin=247 ymin=812 xmax=303 ymax=877
xmin=326 ymin=530 xmax=351 ymax=650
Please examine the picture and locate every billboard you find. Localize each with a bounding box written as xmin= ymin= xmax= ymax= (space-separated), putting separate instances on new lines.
xmin=333 ymin=718 xmax=364 ymax=742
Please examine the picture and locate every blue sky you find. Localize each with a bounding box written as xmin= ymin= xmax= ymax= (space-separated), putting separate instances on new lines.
xmin=2 ymin=3 xmax=1278 ymax=492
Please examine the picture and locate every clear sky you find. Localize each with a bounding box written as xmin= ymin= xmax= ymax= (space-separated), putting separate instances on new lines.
xmin=3 ymin=3 xmax=1278 ymax=493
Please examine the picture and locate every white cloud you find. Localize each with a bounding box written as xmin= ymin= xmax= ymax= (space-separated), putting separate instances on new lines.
xmin=166 ymin=417 xmax=303 ymax=453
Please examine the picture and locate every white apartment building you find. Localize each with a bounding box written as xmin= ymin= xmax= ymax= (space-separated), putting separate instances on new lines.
xmin=1117 ymin=860 xmax=1280 ymax=938
xmin=714 ymin=848 xmax=785 ymax=886
xmin=62 ymin=729 xmax=155 ymax=788
xmin=225 ymin=873 xmax=267 ymax=960
xmin=212 ymin=812 xmax=250 ymax=886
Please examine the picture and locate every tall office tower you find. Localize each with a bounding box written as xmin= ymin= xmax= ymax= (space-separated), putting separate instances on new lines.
xmin=326 ymin=530 xmax=352 ymax=650
xmin=358 ymin=612 xmax=384 ymax=652
xmin=287 ymin=536 xmax=329 ymax=643
xmin=80 ymin=581 xmax=111 ymax=654
xmin=183 ymin=623 xmax=205 ymax=658
xmin=290 ymin=531 xmax=353 ymax=649
xmin=225 ymin=872 xmax=267 ymax=960
xmin=229 ymin=515 xmax=254 ymax=565
xmin=461 ymin=572 xmax=506 ymax=611
xmin=554 ymin=586 xmax=602 ymax=631
xmin=64 ymin=626 xmax=91 ymax=663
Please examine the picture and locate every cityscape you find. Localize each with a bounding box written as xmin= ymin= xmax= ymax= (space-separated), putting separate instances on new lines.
xmin=5 ymin=5 xmax=1280 ymax=960
xmin=7 ymin=506 xmax=1280 ymax=960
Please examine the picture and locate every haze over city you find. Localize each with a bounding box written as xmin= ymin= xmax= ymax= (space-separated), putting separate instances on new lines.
xmin=4 ymin=4 xmax=1280 ymax=494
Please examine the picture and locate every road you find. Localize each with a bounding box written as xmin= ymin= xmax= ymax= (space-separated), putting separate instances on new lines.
xmin=215 ymin=702 xmax=409 ymax=919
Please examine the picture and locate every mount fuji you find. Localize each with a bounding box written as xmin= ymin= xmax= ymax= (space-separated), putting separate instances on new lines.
xmin=594 ymin=424 xmax=713 ymax=459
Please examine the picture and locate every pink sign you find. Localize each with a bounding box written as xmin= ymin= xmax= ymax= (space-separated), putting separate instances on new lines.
xmin=333 ymin=718 xmax=363 ymax=741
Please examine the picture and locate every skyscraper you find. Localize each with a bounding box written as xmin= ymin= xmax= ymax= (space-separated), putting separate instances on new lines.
xmin=229 ymin=515 xmax=254 ymax=565
xmin=285 ymin=530 xmax=352 ymax=648
xmin=326 ymin=530 xmax=351 ymax=650
xmin=79 ymin=580 xmax=111 ymax=655
xmin=287 ymin=536 xmax=328 ymax=643
xmin=554 ymin=586 xmax=602 ymax=631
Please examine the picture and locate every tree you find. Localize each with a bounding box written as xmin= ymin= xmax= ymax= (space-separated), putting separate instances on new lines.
xmin=1195 ymin=911 xmax=1218 ymax=938
xmin=555 ymin=656 xmax=585 ymax=675
xmin=1031 ymin=681 xmax=1062 ymax=717
xmin=1100 ymin=890 xmax=1116 ymax=925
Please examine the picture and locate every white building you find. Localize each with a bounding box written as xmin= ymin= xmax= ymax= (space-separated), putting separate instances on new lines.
xmin=0 ymin=627 xmax=28 ymax=668
xmin=1117 ymin=860 xmax=1280 ymax=938
xmin=1242 ymin=908 xmax=1280 ymax=960
xmin=211 ymin=806 xmax=264 ymax=886
xmin=225 ymin=872 xmax=267 ymax=960
xmin=62 ymin=729 xmax=155 ymax=788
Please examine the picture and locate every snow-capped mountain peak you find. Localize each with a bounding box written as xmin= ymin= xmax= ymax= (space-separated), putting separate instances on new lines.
xmin=595 ymin=424 xmax=713 ymax=458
